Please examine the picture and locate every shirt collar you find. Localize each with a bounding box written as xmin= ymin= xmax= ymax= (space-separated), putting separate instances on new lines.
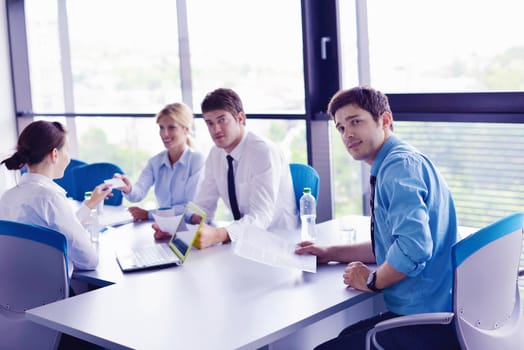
xmin=370 ymin=134 xmax=402 ymax=177
xmin=224 ymin=131 xmax=248 ymax=161
xmin=160 ymin=146 xmax=189 ymax=168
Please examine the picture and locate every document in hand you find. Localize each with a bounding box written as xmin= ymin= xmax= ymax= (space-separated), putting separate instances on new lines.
xmin=152 ymin=211 xmax=183 ymax=233
xmin=233 ymin=227 xmax=317 ymax=273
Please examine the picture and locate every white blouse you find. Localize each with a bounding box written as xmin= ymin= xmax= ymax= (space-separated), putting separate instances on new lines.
xmin=0 ymin=173 xmax=98 ymax=276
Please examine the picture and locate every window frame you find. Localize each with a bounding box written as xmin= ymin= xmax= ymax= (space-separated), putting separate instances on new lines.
xmin=7 ymin=0 xmax=524 ymax=223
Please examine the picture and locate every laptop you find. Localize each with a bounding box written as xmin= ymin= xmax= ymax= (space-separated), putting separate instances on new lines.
xmin=115 ymin=202 xmax=206 ymax=272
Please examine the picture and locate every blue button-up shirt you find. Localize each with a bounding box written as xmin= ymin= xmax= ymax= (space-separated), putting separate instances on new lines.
xmin=370 ymin=135 xmax=458 ymax=315
xmin=124 ymin=147 xmax=205 ymax=217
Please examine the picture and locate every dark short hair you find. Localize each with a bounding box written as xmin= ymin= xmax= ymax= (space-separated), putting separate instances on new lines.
xmin=201 ymin=88 xmax=244 ymax=116
xmin=327 ymin=86 xmax=392 ymax=123
xmin=1 ymin=121 xmax=67 ymax=170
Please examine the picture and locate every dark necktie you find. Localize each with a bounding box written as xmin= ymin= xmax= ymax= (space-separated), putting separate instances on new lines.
xmin=227 ymin=155 xmax=241 ymax=220
xmin=370 ymin=175 xmax=376 ymax=257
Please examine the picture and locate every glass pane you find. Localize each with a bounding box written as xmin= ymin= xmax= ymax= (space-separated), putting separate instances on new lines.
xmin=329 ymin=122 xmax=364 ymax=218
xmin=337 ymin=0 xmax=359 ymax=88
xmin=66 ymin=0 xmax=181 ymax=113
xmin=341 ymin=0 xmax=524 ymax=92
xmin=64 ymin=116 xmax=305 ymax=216
xmin=187 ymin=0 xmax=305 ymax=114
xmin=395 ymin=121 xmax=524 ymax=228
xmin=25 ymin=0 xmax=65 ymax=112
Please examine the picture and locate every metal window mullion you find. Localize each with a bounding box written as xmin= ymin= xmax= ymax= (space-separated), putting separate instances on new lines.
xmin=57 ymin=0 xmax=79 ymax=156
xmin=176 ymin=0 xmax=193 ymax=110
xmin=7 ymin=0 xmax=33 ymax=130
xmin=355 ymin=0 xmax=370 ymax=86
xmin=355 ymin=0 xmax=371 ymax=215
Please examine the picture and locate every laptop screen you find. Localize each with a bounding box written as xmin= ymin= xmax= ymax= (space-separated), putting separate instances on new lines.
xmin=168 ymin=202 xmax=206 ymax=263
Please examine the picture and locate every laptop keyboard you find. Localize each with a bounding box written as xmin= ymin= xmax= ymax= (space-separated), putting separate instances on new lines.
xmin=133 ymin=244 xmax=177 ymax=266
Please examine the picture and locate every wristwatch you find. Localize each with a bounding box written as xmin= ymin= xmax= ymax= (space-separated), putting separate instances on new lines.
xmin=366 ymin=270 xmax=382 ymax=292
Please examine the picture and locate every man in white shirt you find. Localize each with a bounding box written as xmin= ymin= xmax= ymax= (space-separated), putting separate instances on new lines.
xmin=190 ymin=88 xmax=298 ymax=249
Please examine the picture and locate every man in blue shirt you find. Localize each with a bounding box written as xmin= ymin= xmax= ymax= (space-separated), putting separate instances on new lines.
xmin=296 ymin=86 xmax=460 ymax=349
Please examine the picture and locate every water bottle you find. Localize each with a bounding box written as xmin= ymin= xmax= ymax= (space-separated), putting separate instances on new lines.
xmin=300 ymin=187 xmax=317 ymax=241
xmin=87 ymin=209 xmax=100 ymax=243
xmin=84 ymin=192 xmax=100 ymax=242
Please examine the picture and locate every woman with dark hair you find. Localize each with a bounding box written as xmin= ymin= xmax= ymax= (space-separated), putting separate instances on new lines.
xmin=0 ymin=120 xmax=112 ymax=274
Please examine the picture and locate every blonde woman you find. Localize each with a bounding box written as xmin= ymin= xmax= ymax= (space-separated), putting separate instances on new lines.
xmin=115 ymin=102 xmax=205 ymax=229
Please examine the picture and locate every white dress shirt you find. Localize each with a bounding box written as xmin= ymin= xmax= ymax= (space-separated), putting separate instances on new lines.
xmin=194 ymin=131 xmax=298 ymax=241
xmin=0 ymin=173 xmax=98 ymax=275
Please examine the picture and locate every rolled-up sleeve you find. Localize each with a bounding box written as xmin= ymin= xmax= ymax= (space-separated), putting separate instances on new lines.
xmin=378 ymin=158 xmax=433 ymax=276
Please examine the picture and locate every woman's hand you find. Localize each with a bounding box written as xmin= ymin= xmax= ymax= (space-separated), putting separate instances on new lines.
xmin=85 ymin=183 xmax=113 ymax=209
xmin=113 ymin=173 xmax=132 ymax=193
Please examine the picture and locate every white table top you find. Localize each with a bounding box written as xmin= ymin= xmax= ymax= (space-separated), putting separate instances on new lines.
xmin=27 ymin=216 xmax=375 ymax=350
xmin=27 ymin=215 xmax=477 ymax=349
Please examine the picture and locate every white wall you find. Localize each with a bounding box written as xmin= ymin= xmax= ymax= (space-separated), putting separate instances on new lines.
xmin=0 ymin=1 xmax=17 ymax=194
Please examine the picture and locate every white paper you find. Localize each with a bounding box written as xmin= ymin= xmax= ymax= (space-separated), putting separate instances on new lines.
xmin=152 ymin=213 xmax=183 ymax=234
xmin=104 ymin=178 xmax=126 ymax=188
xmin=234 ymin=227 xmax=317 ymax=273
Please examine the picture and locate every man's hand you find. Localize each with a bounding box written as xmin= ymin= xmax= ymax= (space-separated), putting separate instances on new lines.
xmin=193 ymin=224 xmax=229 ymax=249
xmin=152 ymin=223 xmax=171 ymax=240
xmin=294 ymin=241 xmax=332 ymax=264
xmin=343 ymin=261 xmax=373 ymax=291
xmin=128 ymin=206 xmax=148 ymax=221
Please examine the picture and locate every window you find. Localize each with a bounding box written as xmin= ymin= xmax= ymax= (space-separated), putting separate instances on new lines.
xmin=366 ymin=0 xmax=524 ymax=93
xmin=187 ymin=0 xmax=305 ymax=113
xmin=67 ymin=0 xmax=182 ymax=113
xmin=336 ymin=0 xmax=524 ymax=228
xmin=395 ymin=121 xmax=524 ymax=228
xmin=25 ymin=0 xmax=64 ymax=112
xmin=23 ymin=0 xmax=306 ymax=216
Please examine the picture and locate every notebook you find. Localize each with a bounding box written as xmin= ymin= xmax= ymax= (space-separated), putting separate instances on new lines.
xmin=115 ymin=202 xmax=206 ymax=272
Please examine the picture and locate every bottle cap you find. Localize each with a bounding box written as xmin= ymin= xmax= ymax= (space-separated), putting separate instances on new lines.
xmin=84 ymin=191 xmax=93 ymax=200
xmin=303 ymin=187 xmax=311 ymax=194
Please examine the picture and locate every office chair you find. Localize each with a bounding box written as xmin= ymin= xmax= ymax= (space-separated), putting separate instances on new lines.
xmin=365 ymin=212 xmax=524 ymax=350
xmin=72 ymin=161 xmax=125 ymax=206
xmin=0 ymin=220 xmax=69 ymax=350
xmin=54 ymin=158 xmax=87 ymax=198
xmin=289 ymin=163 xmax=320 ymax=210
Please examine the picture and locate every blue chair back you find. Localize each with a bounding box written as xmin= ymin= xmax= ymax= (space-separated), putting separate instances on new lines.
xmin=72 ymin=162 xmax=125 ymax=206
xmin=54 ymin=158 xmax=87 ymax=198
xmin=0 ymin=220 xmax=69 ymax=350
xmin=365 ymin=212 xmax=524 ymax=350
xmin=451 ymin=212 xmax=524 ymax=349
xmin=289 ymin=163 xmax=320 ymax=209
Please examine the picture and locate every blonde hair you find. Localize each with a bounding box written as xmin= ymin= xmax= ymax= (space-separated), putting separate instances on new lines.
xmin=155 ymin=102 xmax=195 ymax=148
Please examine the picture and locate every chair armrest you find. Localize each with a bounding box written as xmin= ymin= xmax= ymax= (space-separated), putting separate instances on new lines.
xmin=365 ymin=312 xmax=454 ymax=350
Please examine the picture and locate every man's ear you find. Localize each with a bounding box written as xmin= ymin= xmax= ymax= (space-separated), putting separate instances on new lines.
xmin=380 ymin=111 xmax=393 ymax=130
xmin=237 ymin=111 xmax=246 ymax=126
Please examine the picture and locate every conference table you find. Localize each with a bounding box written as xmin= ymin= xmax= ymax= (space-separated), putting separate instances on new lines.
xmin=27 ymin=215 xmax=475 ymax=350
